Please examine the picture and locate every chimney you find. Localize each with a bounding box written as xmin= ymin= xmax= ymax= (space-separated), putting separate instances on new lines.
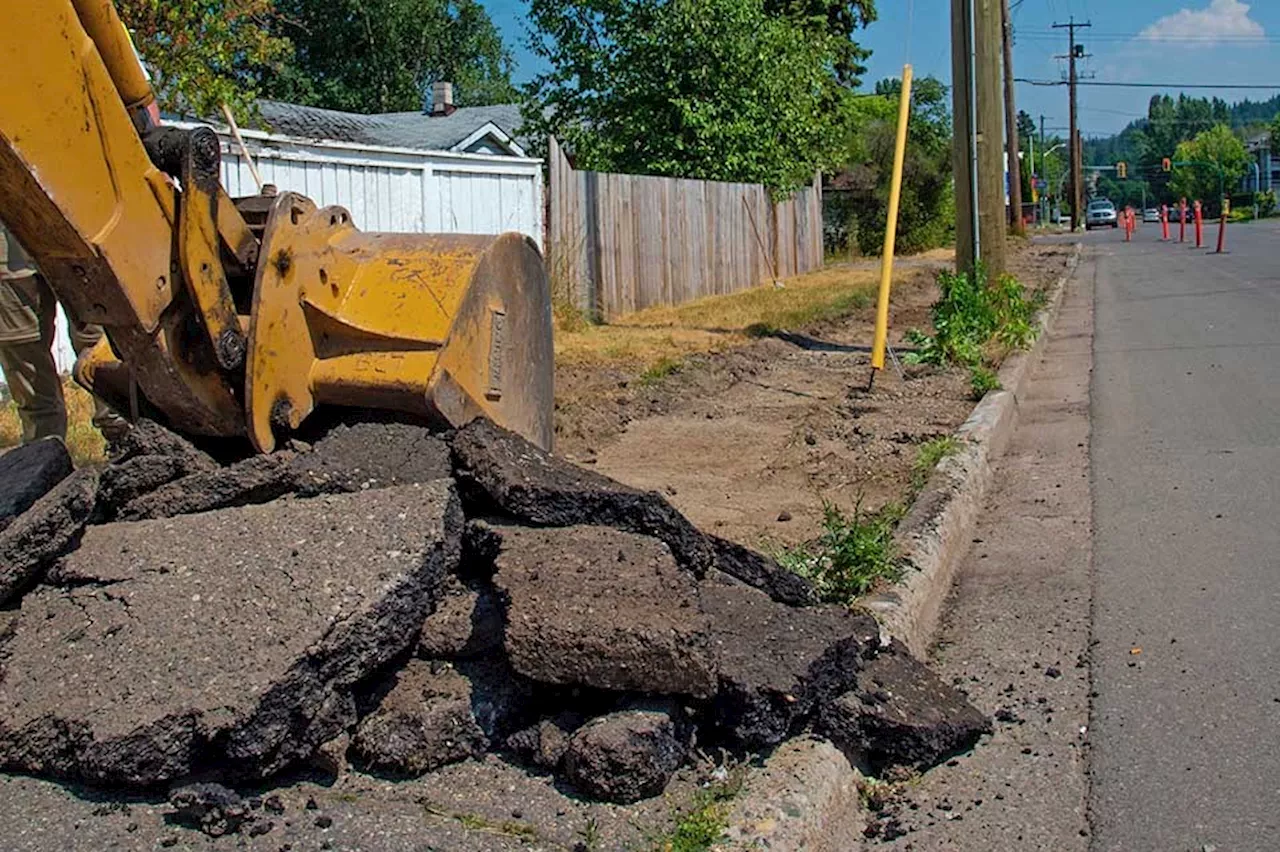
xmin=430 ymin=81 xmax=455 ymax=116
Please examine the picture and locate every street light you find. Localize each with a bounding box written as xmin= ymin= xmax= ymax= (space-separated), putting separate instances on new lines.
xmin=1043 ymin=143 xmax=1066 ymax=224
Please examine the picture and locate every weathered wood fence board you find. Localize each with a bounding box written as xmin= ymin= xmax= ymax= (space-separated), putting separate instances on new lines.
xmin=548 ymin=138 xmax=823 ymax=320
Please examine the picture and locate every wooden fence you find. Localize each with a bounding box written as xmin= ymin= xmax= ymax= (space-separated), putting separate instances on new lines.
xmin=548 ymin=138 xmax=823 ymax=320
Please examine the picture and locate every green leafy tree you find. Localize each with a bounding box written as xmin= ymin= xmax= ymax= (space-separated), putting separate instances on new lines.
xmin=118 ymin=0 xmax=291 ymax=118
xmin=525 ymin=0 xmax=859 ymax=193
xmin=762 ymin=1 xmax=877 ymax=88
xmin=1271 ymin=113 xmax=1280 ymax=149
xmin=267 ymin=0 xmax=518 ymax=113
xmin=839 ymin=75 xmax=953 ymax=254
xmin=1170 ymin=124 xmax=1249 ymax=205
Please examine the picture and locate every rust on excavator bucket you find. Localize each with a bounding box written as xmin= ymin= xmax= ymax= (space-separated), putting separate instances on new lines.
xmin=0 ymin=0 xmax=555 ymax=451
xmin=247 ymin=193 xmax=553 ymax=452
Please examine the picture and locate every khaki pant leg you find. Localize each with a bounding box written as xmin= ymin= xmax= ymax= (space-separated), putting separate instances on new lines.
xmin=0 ymin=277 xmax=65 ymax=442
xmin=66 ymin=319 xmax=130 ymax=440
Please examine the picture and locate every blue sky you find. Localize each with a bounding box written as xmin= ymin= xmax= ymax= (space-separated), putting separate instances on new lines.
xmin=479 ymin=0 xmax=1280 ymax=137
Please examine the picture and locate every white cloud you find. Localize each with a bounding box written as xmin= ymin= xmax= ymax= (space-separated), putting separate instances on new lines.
xmin=1139 ymin=0 xmax=1265 ymax=45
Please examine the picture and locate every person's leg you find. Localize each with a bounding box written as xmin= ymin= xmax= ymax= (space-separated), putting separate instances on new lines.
xmin=66 ymin=318 xmax=130 ymax=441
xmin=0 ymin=277 xmax=66 ymax=442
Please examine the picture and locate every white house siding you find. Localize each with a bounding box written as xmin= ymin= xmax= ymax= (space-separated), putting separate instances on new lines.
xmin=44 ymin=127 xmax=544 ymax=377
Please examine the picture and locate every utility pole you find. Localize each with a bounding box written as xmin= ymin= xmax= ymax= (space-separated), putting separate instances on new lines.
xmin=1040 ymin=114 xmax=1048 ymax=223
xmin=1001 ymin=0 xmax=1024 ymax=235
xmin=1053 ymin=17 xmax=1090 ymax=231
xmin=952 ymin=0 xmax=1007 ymax=277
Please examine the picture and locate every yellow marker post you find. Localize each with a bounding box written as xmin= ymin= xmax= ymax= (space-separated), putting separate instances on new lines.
xmin=871 ymin=64 xmax=914 ymax=373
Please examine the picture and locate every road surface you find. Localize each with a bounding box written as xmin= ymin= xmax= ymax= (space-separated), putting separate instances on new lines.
xmin=1090 ymin=218 xmax=1280 ymax=849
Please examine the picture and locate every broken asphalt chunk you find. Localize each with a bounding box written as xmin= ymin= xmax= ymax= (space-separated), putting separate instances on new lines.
xmin=0 ymin=437 xmax=72 ymax=532
xmin=0 ymin=468 xmax=98 ymax=606
xmin=450 ymin=418 xmax=714 ymax=575
xmin=0 ymin=482 xmax=462 ymax=786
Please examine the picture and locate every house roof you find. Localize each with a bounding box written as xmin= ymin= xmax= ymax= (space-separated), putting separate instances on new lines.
xmin=253 ymin=100 xmax=530 ymax=156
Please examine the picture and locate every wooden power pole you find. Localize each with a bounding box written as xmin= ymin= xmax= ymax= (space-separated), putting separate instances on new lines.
xmin=1054 ymin=17 xmax=1090 ymax=231
xmin=1001 ymin=0 xmax=1024 ymax=235
xmin=951 ymin=0 xmax=1007 ymax=277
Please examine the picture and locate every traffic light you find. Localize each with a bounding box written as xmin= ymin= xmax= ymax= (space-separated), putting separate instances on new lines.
xmin=1162 ymin=157 xmax=1172 ymax=172
xmin=1117 ymin=161 xmax=1127 ymax=179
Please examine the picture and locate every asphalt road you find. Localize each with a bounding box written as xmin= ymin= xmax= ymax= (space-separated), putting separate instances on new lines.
xmin=1089 ymin=219 xmax=1280 ymax=850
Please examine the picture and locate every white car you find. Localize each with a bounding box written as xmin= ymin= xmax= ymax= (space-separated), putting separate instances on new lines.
xmin=1086 ymin=200 xmax=1119 ymax=229
xmin=1142 ymin=208 xmax=1161 ymax=224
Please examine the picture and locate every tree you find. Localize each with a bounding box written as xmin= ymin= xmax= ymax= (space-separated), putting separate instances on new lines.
xmin=525 ymin=0 xmax=855 ymax=193
xmin=839 ymin=75 xmax=954 ymax=254
xmin=267 ymin=0 xmax=518 ymax=113
xmin=1271 ymin=113 xmax=1280 ymax=149
xmin=1170 ymin=124 xmax=1249 ymax=206
xmin=118 ymin=0 xmax=291 ymax=118
xmin=762 ymin=1 xmax=877 ymax=88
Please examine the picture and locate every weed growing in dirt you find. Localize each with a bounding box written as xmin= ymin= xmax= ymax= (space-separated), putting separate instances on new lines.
xmin=775 ymin=500 xmax=904 ymax=604
xmin=637 ymin=355 xmax=684 ymax=387
xmin=968 ymin=364 xmax=1001 ymax=399
xmin=653 ymin=763 xmax=747 ymax=852
xmin=904 ymin=265 xmax=1043 ymax=368
xmin=911 ymin=436 xmax=961 ymax=492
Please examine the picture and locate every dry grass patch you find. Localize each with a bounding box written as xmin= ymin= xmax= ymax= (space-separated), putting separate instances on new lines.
xmin=555 ymin=263 xmax=894 ymax=372
xmin=0 ymin=377 xmax=105 ymax=466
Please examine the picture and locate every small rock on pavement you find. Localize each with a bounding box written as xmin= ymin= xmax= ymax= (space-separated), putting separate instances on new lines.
xmin=819 ymin=642 xmax=991 ymax=773
xmin=491 ymin=524 xmax=716 ymax=698
xmin=561 ymin=704 xmax=691 ymax=804
xmin=700 ymin=579 xmax=879 ymax=751
xmin=290 ymin=422 xmax=453 ymax=496
xmin=0 ymin=469 xmax=98 ymax=606
xmin=450 ymin=418 xmax=715 ymax=575
xmin=117 ymin=452 xmax=297 ymax=521
xmin=0 ymin=437 xmax=72 ymax=532
xmin=0 ymin=482 xmax=462 ymax=785
xmin=168 ymin=783 xmax=255 ymax=837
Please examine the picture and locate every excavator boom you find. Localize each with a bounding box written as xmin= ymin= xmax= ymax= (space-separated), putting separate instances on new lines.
xmin=0 ymin=0 xmax=553 ymax=451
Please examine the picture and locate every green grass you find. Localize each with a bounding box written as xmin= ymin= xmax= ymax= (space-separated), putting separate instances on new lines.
xmin=774 ymin=500 xmax=905 ymax=604
xmin=651 ymin=766 xmax=747 ymax=852
xmin=968 ymin=364 xmax=1001 ymax=400
xmin=911 ymin=436 xmax=961 ymax=493
xmin=637 ymin=355 xmax=685 ymax=387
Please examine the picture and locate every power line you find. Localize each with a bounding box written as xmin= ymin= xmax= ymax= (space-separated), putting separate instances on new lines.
xmin=1017 ymin=79 xmax=1280 ymax=90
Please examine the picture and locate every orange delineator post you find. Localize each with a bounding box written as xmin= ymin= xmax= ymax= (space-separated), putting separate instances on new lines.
xmin=1216 ymin=198 xmax=1229 ymax=254
xmin=1124 ymin=208 xmax=1132 ymax=242
xmin=1194 ymin=200 xmax=1203 ymax=248
xmin=1161 ymin=205 xmax=1170 ymax=241
xmin=1179 ymin=199 xmax=1187 ymax=243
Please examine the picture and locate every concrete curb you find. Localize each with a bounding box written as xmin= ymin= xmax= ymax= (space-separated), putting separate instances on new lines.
xmin=716 ymin=243 xmax=1085 ymax=851
xmin=862 ymin=241 xmax=1084 ymax=656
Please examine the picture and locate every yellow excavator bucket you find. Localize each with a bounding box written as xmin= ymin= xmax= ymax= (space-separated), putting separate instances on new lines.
xmin=0 ymin=0 xmax=554 ymax=451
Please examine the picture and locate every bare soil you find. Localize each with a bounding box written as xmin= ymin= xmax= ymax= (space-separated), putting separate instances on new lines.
xmin=554 ymin=242 xmax=1075 ymax=551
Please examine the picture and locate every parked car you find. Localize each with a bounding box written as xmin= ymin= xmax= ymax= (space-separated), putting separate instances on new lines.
xmin=1086 ymin=199 xmax=1119 ymax=229
xmin=1143 ymin=208 xmax=1161 ymax=223
xmin=1168 ymin=206 xmax=1185 ymax=223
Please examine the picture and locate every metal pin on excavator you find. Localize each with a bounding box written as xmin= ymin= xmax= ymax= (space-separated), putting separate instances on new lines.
xmin=0 ymin=0 xmax=554 ymax=452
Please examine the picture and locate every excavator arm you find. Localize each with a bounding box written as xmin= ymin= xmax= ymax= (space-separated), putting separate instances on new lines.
xmin=0 ymin=0 xmax=553 ymax=452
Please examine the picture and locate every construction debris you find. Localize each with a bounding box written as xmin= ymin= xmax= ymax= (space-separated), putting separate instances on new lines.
xmin=0 ymin=416 xmax=986 ymax=815
xmin=0 ymin=483 xmax=462 ymax=785
xmin=491 ymin=523 xmax=716 ymax=698
xmin=0 ymin=469 xmax=97 ymax=605
xmin=0 ymin=437 xmax=71 ymax=532
xmin=562 ymin=703 xmax=692 ymax=804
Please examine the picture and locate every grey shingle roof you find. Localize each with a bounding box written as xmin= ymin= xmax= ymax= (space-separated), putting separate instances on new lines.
xmin=253 ymin=100 xmax=528 ymax=154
